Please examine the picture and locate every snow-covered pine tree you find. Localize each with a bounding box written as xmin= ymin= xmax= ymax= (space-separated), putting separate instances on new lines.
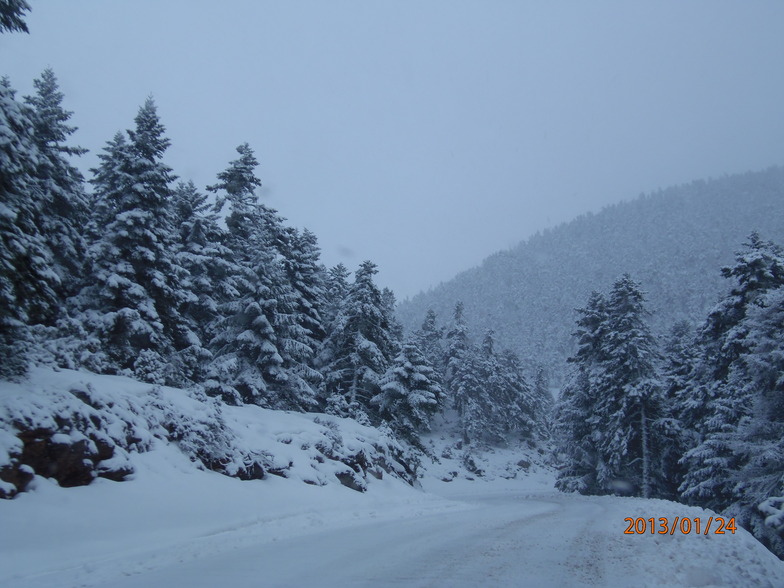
xmin=554 ymin=369 xmax=598 ymax=494
xmin=729 ymin=284 xmax=784 ymax=556
xmin=597 ymin=275 xmax=667 ymax=498
xmin=381 ymin=287 xmax=404 ymax=343
xmin=475 ymin=331 xmax=515 ymax=444
xmin=279 ymin=228 xmax=326 ymax=347
xmin=169 ymin=180 xmax=237 ymax=383
xmin=498 ymin=348 xmax=548 ymax=441
xmin=319 ymin=260 xmax=398 ymax=423
xmin=0 ymin=80 xmax=59 ymax=377
xmin=413 ymin=308 xmax=445 ymax=388
xmin=532 ymin=364 xmax=554 ymax=438
xmin=205 ymin=143 xmax=286 ymax=406
xmin=454 ymin=331 xmax=542 ymax=446
xmin=273 ymin=226 xmax=325 ymax=410
xmin=653 ymin=321 xmax=698 ymax=487
xmin=373 ymin=340 xmax=441 ymax=445
xmin=449 ymin=342 xmax=485 ymax=444
xmin=678 ymin=235 xmax=784 ymax=553
xmin=322 ymin=263 xmax=351 ymax=330
xmin=24 ymin=68 xmax=89 ymax=299
xmin=680 ymin=234 xmax=784 ymax=511
xmin=77 ymin=98 xmax=196 ymax=383
xmin=443 ymin=301 xmax=469 ymax=398
xmin=554 ymin=291 xmax=607 ymax=493
xmin=556 ymin=277 xmax=669 ymax=498
xmin=0 ymin=0 xmax=30 ymax=34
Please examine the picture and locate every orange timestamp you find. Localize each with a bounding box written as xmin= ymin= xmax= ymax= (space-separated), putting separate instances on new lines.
xmin=624 ymin=516 xmax=737 ymax=535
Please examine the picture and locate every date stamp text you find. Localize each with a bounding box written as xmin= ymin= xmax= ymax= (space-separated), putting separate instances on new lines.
xmin=624 ymin=516 xmax=737 ymax=535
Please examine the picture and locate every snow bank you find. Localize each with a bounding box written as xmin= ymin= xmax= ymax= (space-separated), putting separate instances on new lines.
xmin=0 ymin=367 xmax=418 ymax=498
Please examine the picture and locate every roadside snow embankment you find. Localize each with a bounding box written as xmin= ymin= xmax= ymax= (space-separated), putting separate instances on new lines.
xmin=0 ymin=367 xmax=418 ymax=499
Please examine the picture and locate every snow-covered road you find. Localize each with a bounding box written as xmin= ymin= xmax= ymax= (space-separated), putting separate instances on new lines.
xmin=232 ymin=494 xmax=607 ymax=588
xmin=102 ymin=493 xmax=581 ymax=588
xmin=23 ymin=487 xmax=782 ymax=588
xmin=3 ymin=435 xmax=784 ymax=588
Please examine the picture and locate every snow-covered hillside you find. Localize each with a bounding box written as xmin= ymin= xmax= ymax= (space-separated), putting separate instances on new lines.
xmin=397 ymin=166 xmax=784 ymax=382
xmin=0 ymin=368 xmax=419 ymax=498
xmin=2 ymin=369 xmax=784 ymax=587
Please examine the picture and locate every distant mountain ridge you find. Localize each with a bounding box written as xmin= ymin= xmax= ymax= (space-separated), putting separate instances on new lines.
xmin=397 ymin=166 xmax=784 ymax=383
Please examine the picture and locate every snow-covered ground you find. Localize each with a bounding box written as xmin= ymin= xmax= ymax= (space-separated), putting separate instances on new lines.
xmin=2 ymin=370 xmax=784 ymax=587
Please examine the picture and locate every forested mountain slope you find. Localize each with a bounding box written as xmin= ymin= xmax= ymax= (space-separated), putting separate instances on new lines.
xmin=397 ymin=167 xmax=784 ymax=382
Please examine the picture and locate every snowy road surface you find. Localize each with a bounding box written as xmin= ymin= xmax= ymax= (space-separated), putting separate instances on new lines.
xmin=93 ymin=491 xmax=784 ymax=588
xmin=106 ymin=493 xmax=616 ymax=588
xmin=3 ymin=434 xmax=784 ymax=588
xmin=6 ymin=484 xmax=783 ymax=588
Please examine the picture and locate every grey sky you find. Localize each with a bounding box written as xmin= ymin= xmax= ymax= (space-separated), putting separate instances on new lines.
xmin=2 ymin=1 xmax=783 ymax=299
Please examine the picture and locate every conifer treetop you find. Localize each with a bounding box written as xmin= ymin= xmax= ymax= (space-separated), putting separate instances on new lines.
xmin=207 ymin=143 xmax=262 ymax=216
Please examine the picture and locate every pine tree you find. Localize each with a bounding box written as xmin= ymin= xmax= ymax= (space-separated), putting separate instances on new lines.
xmin=498 ymin=349 xmax=547 ymax=441
xmin=319 ymin=260 xmax=398 ymax=422
xmin=207 ymin=243 xmax=285 ymax=405
xmin=0 ymin=0 xmax=30 ymax=34
xmin=169 ymin=180 xmax=234 ymax=383
xmin=204 ymin=144 xmax=286 ymax=405
xmin=273 ymin=227 xmax=325 ymax=410
xmin=598 ymin=275 xmax=664 ymax=498
xmin=657 ymin=321 xmax=699 ymax=497
xmin=556 ymin=276 xmax=668 ymax=497
xmin=444 ymin=301 xmax=469 ymax=397
xmin=373 ymin=340 xmax=441 ymax=444
xmin=554 ymin=369 xmax=598 ymax=493
xmin=24 ymin=68 xmax=89 ymax=298
xmin=532 ymin=364 xmax=554 ymax=438
xmin=730 ymin=284 xmax=784 ymax=555
xmin=450 ymin=343 xmax=485 ymax=444
xmin=208 ymin=142 xmax=262 ymax=223
xmin=554 ymin=291 xmax=608 ymax=493
xmin=24 ymin=69 xmax=87 ymax=158
xmin=680 ymin=234 xmax=784 ymax=510
xmin=322 ymin=263 xmax=351 ymax=329
xmin=0 ymin=79 xmax=64 ymax=377
xmin=77 ymin=98 xmax=195 ymax=383
xmin=414 ymin=308 xmax=445 ymax=387
xmin=381 ymin=287 xmax=404 ymax=343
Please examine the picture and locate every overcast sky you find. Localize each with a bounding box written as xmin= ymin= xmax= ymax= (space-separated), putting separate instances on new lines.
xmin=2 ymin=1 xmax=783 ymax=299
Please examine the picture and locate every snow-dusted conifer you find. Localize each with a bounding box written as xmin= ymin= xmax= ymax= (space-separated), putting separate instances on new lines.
xmin=532 ymin=364 xmax=554 ymax=436
xmin=554 ymin=290 xmax=608 ymax=493
xmin=449 ymin=343 xmax=484 ymax=444
xmin=273 ymin=226 xmax=325 ymax=410
xmin=319 ymin=260 xmax=398 ymax=422
xmin=322 ymin=263 xmax=351 ymax=329
xmin=414 ymin=308 xmax=445 ymax=387
xmin=381 ymin=287 xmax=403 ymax=343
xmin=554 ymin=369 xmax=597 ymax=494
xmin=168 ymin=180 xmax=239 ymax=383
xmin=0 ymin=0 xmax=30 ymax=33
xmin=444 ymin=301 xmax=469 ymax=397
xmin=0 ymin=80 xmax=58 ymax=376
xmin=24 ymin=68 xmax=88 ymax=297
xmin=205 ymin=144 xmax=286 ymax=405
xmin=556 ymin=277 xmax=669 ymax=498
xmin=78 ymin=98 xmax=195 ymax=383
xmin=373 ymin=340 xmax=441 ymax=444
xmin=498 ymin=349 xmax=548 ymax=440
xmin=680 ymin=235 xmax=784 ymax=515
xmin=453 ymin=330 xmax=541 ymax=446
